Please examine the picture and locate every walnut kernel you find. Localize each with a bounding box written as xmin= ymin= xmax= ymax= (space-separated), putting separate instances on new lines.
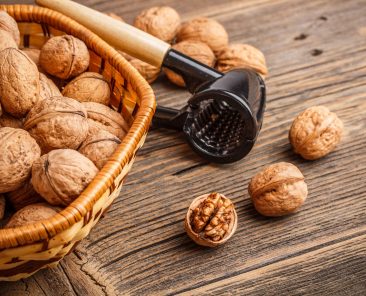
xmin=289 ymin=106 xmax=343 ymax=160
xmin=134 ymin=6 xmax=181 ymax=43
xmin=185 ymin=192 xmax=237 ymax=247
xmin=248 ymin=162 xmax=308 ymax=217
xmin=32 ymin=149 xmax=98 ymax=206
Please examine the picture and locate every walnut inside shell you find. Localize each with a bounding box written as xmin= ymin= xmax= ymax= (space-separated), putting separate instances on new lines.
xmin=248 ymin=162 xmax=308 ymax=217
xmin=216 ymin=43 xmax=268 ymax=76
xmin=32 ymin=149 xmax=99 ymax=206
xmin=0 ymin=11 xmax=20 ymax=45
xmin=176 ymin=17 xmax=228 ymax=55
xmin=62 ymin=72 xmax=111 ymax=105
xmin=7 ymin=179 xmax=43 ymax=211
xmin=39 ymin=35 xmax=90 ymax=79
xmin=39 ymin=73 xmax=62 ymax=101
xmin=0 ymin=112 xmax=23 ymax=129
xmin=289 ymin=106 xmax=343 ymax=160
xmin=5 ymin=203 xmax=59 ymax=228
xmin=185 ymin=192 xmax=237 ymax=247
xmin=0 ymin=127 xmax=41 ymax=193
xmin=0 ymin=30 xmax=18 ymax=51
xmin=129 ymin=58 xmax=160 ymax=84
xmin=24 ymin=96 xmax=89 ymax=153
xmin=79 ymin=128 xmax=121 ymax=170
xmin=164 ymin=40 xmax=215 ymax=87
xmin=134 ymin=6 xmax=181 ymax=43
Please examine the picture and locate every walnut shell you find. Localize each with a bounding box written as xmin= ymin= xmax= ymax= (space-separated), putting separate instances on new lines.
xmin=0 ymin=48 xmax=40 ymax=118
xmin=0 ymin=30 xmax=17 ymax=51
xmin=129 ymin=58 xmax=160 ymax=84
xmin=0 ymin=11 xmax=20 ymax=45
xmin=40 ymin=35 xmax=90 ymax=79
xmin=24 ymin=96 xmax=88 ymax=153
xmin=5 ymin=203 xmax=59 ymax=228
xmin=83 ymin=102 xmax=129 ymax=140
xmin=62 ymin=72 xmax=111 ymax=105
xmin=39 ymin=73 xmax=62 ymax=101
xmin=185 ymin=193 xmax=237 ymax=247
xmin=216 ymin=44 xmax=268 ymax=76
xmin=79 ymin=128 xmax=121 ymax=169
xmin=0 ymin=127 xmax=41 ymax=193
xmin=0 ymin=195 xmax=5 ymax=221
xmin=289 ymin=106 xmax=343 ymax=160
xmin=32 ymin=149 xmax=98 ymax=206
xmin=164 ymin=41 xmax=215 ymax=87
xmin=0 ymin=112 xmax=23 ymax=128
xmin=176 ymin=17 xmax=228 ymax=55
xmin=134 ymin=6 xmax=180 ymax=43
xmin=248 ymin=162 xmax=308 ymax=217
xmin=7 ymin=179 xmax=43 ymax=211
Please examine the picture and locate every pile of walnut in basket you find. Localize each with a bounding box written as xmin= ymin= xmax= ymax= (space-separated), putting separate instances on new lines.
xmin=108 ymin=7 xmax=268 ymax=84
xmin=0 ymin=11 xmax=128 ymax=228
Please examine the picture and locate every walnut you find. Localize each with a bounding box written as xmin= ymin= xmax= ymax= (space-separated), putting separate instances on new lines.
xmin=22 ymin=48 xmax=40 ymax=65
xmin=176 ymin=17 xmax=228 ymax=55
xmin=216 ymin=44 xmax=268 ymax=76
xmin=0 ymin=30 xmax=17 ymax=51
xmin=164 ymin=41 xmax=215 ymax=87
xmin=32 ymin=149 xmax=98 ymax=206
xmin=0 ymin=11 xmax=20 ymax=45
xmin=129 ymin=58 xmax=160 ymax=84
xmin=62 ymin=72 xmax=111 ymax=105
xmin=0 ymin=127 xmax=41 ymax=193
xmin=0 ymin=48 xmax=40 ymax=118
xmin=83 ymin=102 xmax=129 ymax=140
xmin=134 ymin=6 xmax=181 ymax=43
xmin=39 ymin=35 xmax=90 ymax=79
xmin=79 ymin=128 xmax=121 ymax=169
xmin=5 ymin=203 xmax=59 ymax=228
xmin=39 ymin=73 xmax=62 ymax=101
xmin=248 ymin=162 xmax=308 ymax=217
xmin=289 ymin=106 xmax=343 ymax=160
xmin=0 ymin=112 xmax=23 ymax=129
xmin=0 ymin=195 xmax=5 ymax=220
xmin=7 ymin=179 xmax=43 ymax=211
xmin=185 ymin=192 xmax=237 ymax=247
xmin=24 ymin=96 xmax=88 ymax=153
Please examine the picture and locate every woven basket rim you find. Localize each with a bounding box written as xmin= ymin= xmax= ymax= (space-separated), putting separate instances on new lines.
xmin=0 ymin=5 xmax=156 ymax=249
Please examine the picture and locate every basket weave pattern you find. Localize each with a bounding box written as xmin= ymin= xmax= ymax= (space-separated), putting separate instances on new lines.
xmin=0 ymin=5 xmax=155 ymax=281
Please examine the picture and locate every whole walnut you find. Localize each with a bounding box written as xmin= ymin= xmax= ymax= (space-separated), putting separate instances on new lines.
xmin=7 ymin=179 xmax=43 ymax=211
xmin=0 ymin=11 xmax=20 ymax=45
xmin=216 ymin=44 xmax=268 ymax=76
xmin=24 ymin=96 xmax=89 ymax=153
xmin=129 ymin=58 xmax=160 ymax=84
xmin=134 ymin=6 xmax=180 ymax=43
xmin=62 ymin=72 xmax=111 ymax=105
xmin=39 ymin=73 xmax=62 ymax=101
xmin=32 ymin=149 xmax=98 ymax=206
xmin=22 ymin=48 xmax=40 ymax=65
xmin=40 ymin=35 xmax=90 ymax=79
xmin=0 ymin=48 xmax=40 ymax=118
xmin=83 ymin=102 xmax=129 ymax=140
xmin=5 ymin=203 xmax=59 ymax=228
xmin=164 ymin=41 xmax=215 ymax=87
xmin=289 ymin=106 xmax=343 ymax=160
xmin=185 ymin=192 xmax=237 ymax=247
xmin=0 ymin=127 xmax=41 ymax=193
xmin=176 ymin=17 xmax=228 ymax=55
xmin=0 ymin=30 xmax=17 ymax=51
xmin=248 ymin=162 xmax=308 ymax=217
xmin=0 ymin=112 xmax=23 ymax=128
xmin=79 ymin=128 xmax=121 ymax=170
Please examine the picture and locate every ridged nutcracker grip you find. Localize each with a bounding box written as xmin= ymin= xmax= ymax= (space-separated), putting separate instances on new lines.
xmin=36 ymin=0 xmax=171 ymax=67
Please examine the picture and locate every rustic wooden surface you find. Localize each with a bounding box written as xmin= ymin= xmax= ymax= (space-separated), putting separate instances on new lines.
xmin=1 ymin=0 xmax=366 ymax=295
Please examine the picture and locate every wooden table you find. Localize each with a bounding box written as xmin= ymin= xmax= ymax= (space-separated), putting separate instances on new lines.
xmin=1 ymin=0 xmax=366 ymax=295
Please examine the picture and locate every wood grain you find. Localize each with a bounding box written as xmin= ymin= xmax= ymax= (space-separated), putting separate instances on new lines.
xmin=1 ymin=0 xmax=366 ymax=295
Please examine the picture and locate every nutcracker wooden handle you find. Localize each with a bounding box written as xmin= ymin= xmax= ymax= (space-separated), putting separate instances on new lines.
xmin=36 ymin=0 xmax=171 ymax=67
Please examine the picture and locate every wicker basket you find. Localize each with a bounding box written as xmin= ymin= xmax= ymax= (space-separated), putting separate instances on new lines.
xmin=0 ymin=5 xmax=155 ymax=281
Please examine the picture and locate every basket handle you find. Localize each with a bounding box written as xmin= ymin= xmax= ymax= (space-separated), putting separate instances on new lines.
xmin=36 ymin=0 xmax=171 ymax=67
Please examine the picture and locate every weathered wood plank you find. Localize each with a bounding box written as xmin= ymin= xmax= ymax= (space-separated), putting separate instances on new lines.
xmin=0 ymin=0 xmax=365 ymax=294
